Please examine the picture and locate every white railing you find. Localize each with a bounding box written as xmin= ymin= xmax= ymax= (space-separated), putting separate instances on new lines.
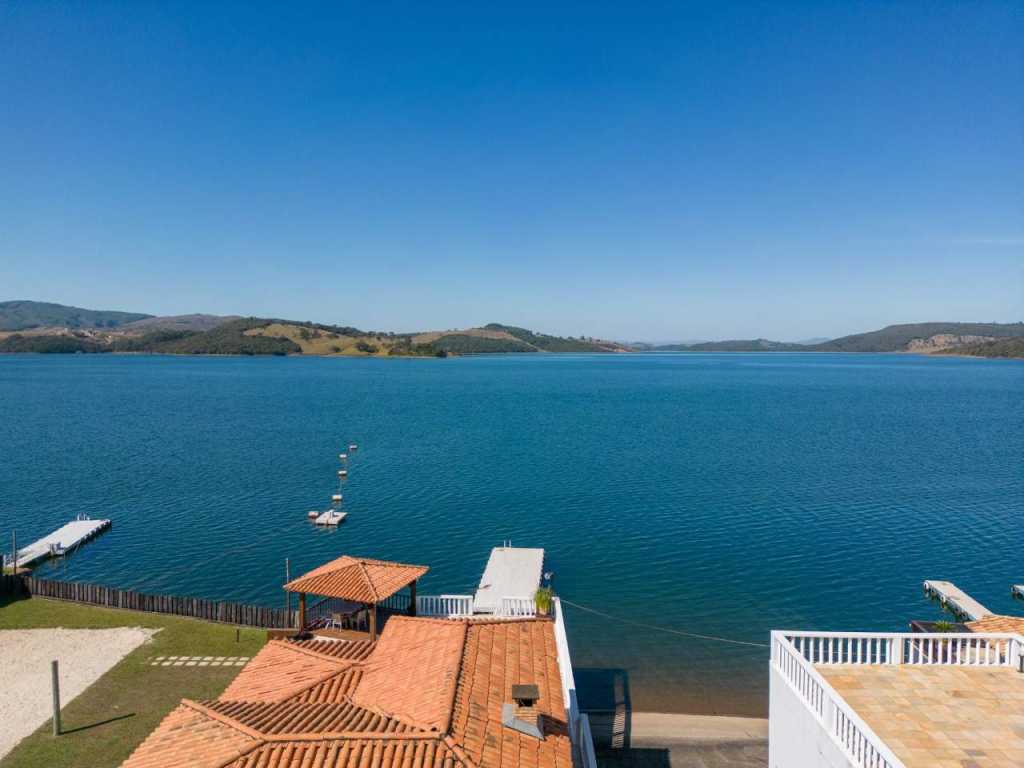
xmin=553 ymin=597 xmax=596 ymax=768
xmin=498 ymin=595 xmax=536 ymax=617
xmin=783 ymin=630 xmax=1023 ymax=668
xmin=773 ymin=631 xmax=1024 ymax=768
xmin=416 ymin=594 xmax=473 ymax=617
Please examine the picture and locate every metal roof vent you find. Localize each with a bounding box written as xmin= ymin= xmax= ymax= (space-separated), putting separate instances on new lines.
xmin=502 ymin=683 xmax=543 ymax=739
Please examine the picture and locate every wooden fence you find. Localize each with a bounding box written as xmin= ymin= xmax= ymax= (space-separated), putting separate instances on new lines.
xmin=0 ymin=574 xmax=296 ymax=629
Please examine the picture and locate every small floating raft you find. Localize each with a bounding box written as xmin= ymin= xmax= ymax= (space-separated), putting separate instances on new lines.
xmin=331 ymin=493 xmax=343 ymax=503
xmin=314 ymin=509 xmax=347 ymax=526
xmin=338 ymin=453 xmax=348 ymax=461
xmin=338 ymin=469 xmax=348 ymax=477
xmin=348 ymin=444 xmax=358 ymax=451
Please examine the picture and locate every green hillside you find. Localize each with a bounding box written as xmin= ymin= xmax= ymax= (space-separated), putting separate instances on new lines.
xmin=113 ymin=319 xmax=300 ymax=355
xmin=937 ymin=336 xmax=1024 ymax=359
xmin=673 ymin=339 xmax=805 ymax=352
xmin=482 ymin=323 xmax=626 ymax=352
xmin=0 ymin=300 xmax=152 ymax=331
xmin=812 ymin=323 xmax=1024 ymax=353
xmin=0 ymin=334 xmax=105 ymax=353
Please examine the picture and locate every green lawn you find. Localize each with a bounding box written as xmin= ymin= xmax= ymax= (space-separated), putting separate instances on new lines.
xmin=0 ymin=595 xmax=267 ymax=768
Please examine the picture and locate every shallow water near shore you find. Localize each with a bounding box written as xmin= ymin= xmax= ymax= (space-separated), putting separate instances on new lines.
xmin=1 ymin=352 xmax=1022 ymax=716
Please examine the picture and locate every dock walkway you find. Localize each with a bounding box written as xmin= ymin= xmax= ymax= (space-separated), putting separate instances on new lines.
xmin=14 ymin=518 xmax=111 ymax=568
xmin=473 ymin=546 xmax=544 ymax=614
xmin=922 ymin=580 xmax=992 ymax=621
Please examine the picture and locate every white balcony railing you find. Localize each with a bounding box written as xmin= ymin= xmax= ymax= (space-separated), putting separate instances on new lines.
xmin=416 ymin=594 xmax=473 ymax=617
xmin=772 ymin=631 xmax=1024 ymax=768
xmin=498 ymin=595 xmax=537 ymax=617
xmin=415 ymin=594 xmax=538 ymax=618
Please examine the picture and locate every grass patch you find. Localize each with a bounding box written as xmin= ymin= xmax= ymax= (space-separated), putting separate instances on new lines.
xmin=0 ymin=595 xmax=267 ymax=768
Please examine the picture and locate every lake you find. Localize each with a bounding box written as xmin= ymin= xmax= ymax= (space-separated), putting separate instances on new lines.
xmin=1 ymin=352 xmax=1021 ymax=716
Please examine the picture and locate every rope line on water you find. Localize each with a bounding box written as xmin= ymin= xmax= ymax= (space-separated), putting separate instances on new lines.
xmin=558 ymin=597 xmax=770 ymax=649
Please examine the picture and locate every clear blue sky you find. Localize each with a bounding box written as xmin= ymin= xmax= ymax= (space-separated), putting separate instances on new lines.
xmin=1 ymin=2 xmax=1021 ymax=341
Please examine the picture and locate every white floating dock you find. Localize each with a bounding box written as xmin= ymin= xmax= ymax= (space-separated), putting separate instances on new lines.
xmin=14 ymin=518 xmax=112 ymax=568
xmin=923 ymin=580 xmax=993 ymax=621
xmin=314 ymin=510 xmax=347 ymax=526
xmin=473 ymin=546 xmax=545 ymax=614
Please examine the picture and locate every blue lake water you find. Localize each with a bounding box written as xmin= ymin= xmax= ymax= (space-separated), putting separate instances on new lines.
xmin=1 ymin=353 xmax=1021 ymax=715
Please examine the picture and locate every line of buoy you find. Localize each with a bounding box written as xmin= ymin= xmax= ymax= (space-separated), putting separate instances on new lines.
xmin=305 ymin=441 xmax=358 ymax=526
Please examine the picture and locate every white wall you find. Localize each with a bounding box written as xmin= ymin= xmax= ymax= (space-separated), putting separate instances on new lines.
xmin=769 ymin=666 xmax=855 ymax=768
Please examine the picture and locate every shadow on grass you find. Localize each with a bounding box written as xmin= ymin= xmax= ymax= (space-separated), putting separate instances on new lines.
xmin=59 ymin=712 xmax=136 ymax=735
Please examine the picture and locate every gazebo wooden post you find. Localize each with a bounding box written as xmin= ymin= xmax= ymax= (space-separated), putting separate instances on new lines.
xmin=298 ymin=593 xmax=306 ymax=631
xmin=368 ymin=602 xmax=377 ymax=641
xmin=409 ymin=579 xmax=417 ymax=616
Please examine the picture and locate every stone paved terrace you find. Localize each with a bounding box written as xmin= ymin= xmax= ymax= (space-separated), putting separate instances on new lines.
xmin=818 ymin=664 xmax=1024 ymax=768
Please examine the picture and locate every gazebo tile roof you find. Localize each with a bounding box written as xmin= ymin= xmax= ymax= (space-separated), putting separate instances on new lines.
xmin=284 ymin=556 xmax=429 ymax=603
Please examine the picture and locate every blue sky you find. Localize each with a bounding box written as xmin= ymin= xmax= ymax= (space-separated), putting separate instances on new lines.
xmin=1 ymin=2 xmax=1021 ymax=341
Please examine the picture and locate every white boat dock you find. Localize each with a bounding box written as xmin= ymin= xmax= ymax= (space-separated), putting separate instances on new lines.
xmin=14 ymin=517 xmax=112 ymax=569
xmin=314 ymin=510 xmax=346 ymax=526
xmin=923 ymin=580 xmax=993 ymax=621
xmin=473 ymin=546 xmax=545 ymax=614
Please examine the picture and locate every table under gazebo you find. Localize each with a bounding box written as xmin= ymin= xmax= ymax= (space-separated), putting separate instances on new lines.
xmin=283 ymin=555 xmax=429 ymax=641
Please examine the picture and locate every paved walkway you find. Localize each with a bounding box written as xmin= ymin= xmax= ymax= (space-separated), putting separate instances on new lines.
xmin=595 ymin=713 xmax=768 ymax=768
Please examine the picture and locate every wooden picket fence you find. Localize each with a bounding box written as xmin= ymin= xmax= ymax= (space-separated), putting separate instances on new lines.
xmin=0 ymin=574 xmax=296 ymax=629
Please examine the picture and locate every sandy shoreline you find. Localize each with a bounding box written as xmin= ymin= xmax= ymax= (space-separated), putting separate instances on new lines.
xmin=0 ymin=627 xmax=156 ymax=760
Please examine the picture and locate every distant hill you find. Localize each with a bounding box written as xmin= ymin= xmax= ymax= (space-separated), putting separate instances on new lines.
xmin=935 ymin=336 xmax=1024 ymax=359
xmin=0 ymin=300 xmax=151 ymax=331
xmin=811 ymin=323 xmax=1024 ymax=353
xmin=3 ymin=301 xmax=1021 ymax=359
xmin=655 ymin=339 xmax=806 ymax=352
xmin=480 ymin=324 xmax=628 ymax=353
xmin=121 ymin=314 xmax=239 ymax=332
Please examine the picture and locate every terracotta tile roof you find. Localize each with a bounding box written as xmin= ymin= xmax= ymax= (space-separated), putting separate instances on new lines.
xmin=203 ymin=699 xmax=415 ymax=735
xmin=123 ymin=616 xmax=572 ymax=768
xmin=284 ymin=556 xmax=429 ymax=602
xmin=450 ymin=621 xmax=571 ymax=768
xmin=353 ymin=617 xmax=467 ymax=732
xmin=294 ymin=667 xmax=364 ymax=703
xmin=228 ymin=736 xmax=469 ymax=768
xmin=220 ymin=640 xmax=360 ymax=703
xmin=965 ymin=614 xmax=1024 ymax=635
xmin=121 ymin=701 xmax=259 ymax=768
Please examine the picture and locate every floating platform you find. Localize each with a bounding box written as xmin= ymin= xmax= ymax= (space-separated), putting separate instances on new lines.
xmin=14 ymin=517 xmax=111 ymax=569
xmin=314 ymin=510 xmax=347 ymax=526
xmin=923 ymin=580 xmax=992 ymax=621
xmin=473 ymin=546 xmax=544 ymax=613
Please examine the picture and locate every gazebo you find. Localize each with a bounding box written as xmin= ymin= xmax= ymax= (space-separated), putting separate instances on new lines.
xmin=284 ymin=555 xmax=429 ymax=641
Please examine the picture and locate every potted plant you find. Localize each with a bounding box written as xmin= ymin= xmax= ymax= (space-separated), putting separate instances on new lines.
xmin=534 ymin=587 xmax=553 ymax=617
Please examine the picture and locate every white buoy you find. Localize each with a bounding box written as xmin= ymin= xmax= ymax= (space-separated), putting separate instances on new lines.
xmin=348 ymin=444 xmax=358 ymax=451
xmin=338 ymin=469 xmax=348 ymax=477
xmin=307 ymin=510 xmax=318 ymax=519
xmin=331 ymin=493 xmax=342 ymax=503
xmin=339 ymin=453 xmax=348 ymax=461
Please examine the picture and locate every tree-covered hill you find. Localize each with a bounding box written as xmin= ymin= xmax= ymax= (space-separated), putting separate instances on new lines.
xmin=936 ymin=336 xmax=1024 ymax=359
xmin=811 ymin=323 xmax=1024 ymax=352
xmin=0 ymin=300 xmax=152 ymax=331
